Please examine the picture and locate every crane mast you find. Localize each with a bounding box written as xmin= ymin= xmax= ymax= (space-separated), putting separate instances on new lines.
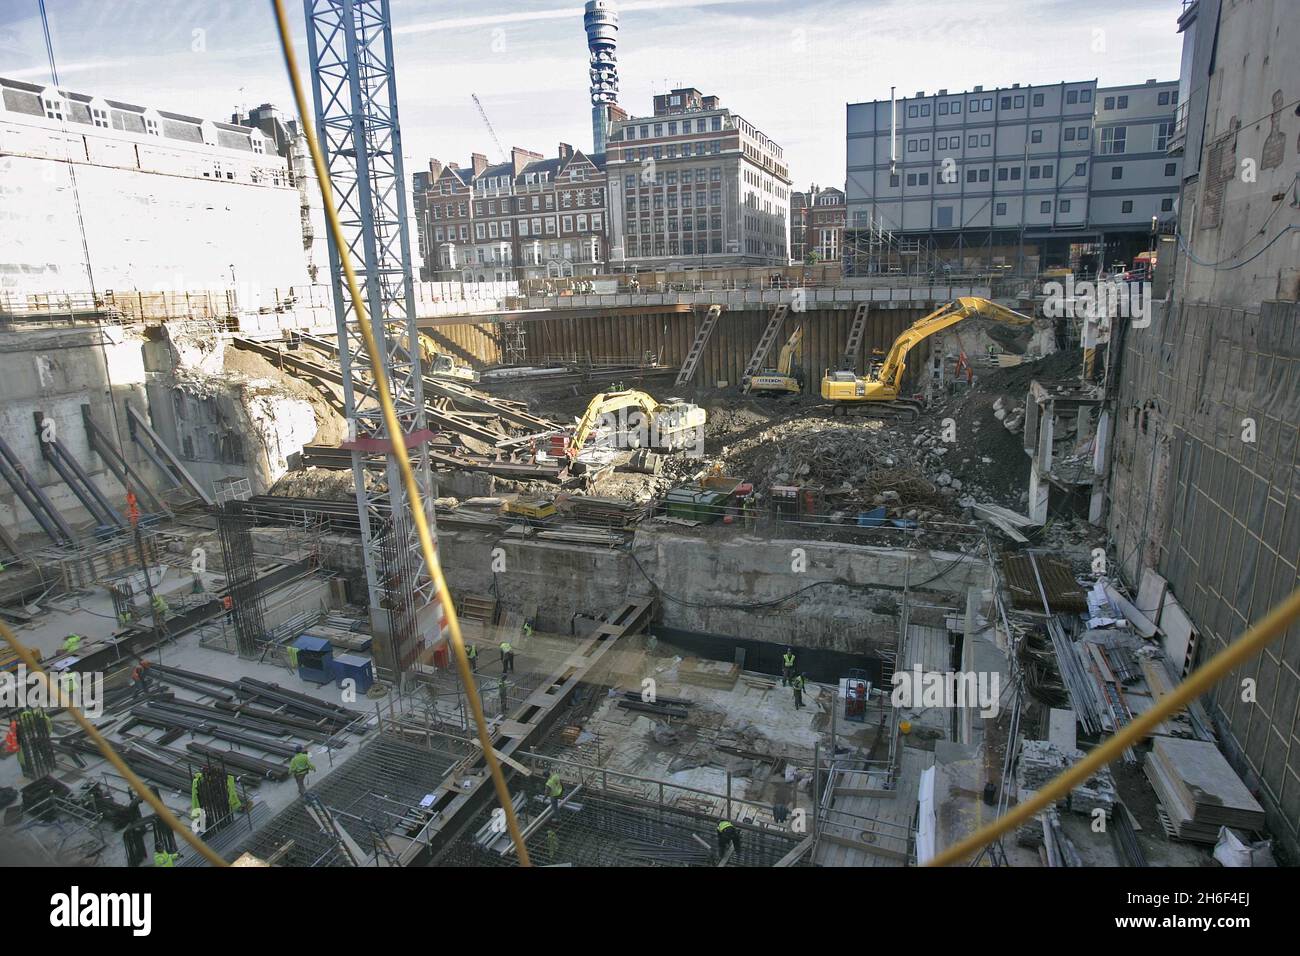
xmin=302 ymin=0 xmax=440 ymax=676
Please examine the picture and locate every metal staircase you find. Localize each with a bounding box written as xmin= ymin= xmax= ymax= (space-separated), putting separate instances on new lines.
xmin=674 ymin=304 xmax=723 ymax=387
xmin=742 ymin=304 xmax=790 ymax=380
xmin=839 ymin=303 xmax=870 ymax=370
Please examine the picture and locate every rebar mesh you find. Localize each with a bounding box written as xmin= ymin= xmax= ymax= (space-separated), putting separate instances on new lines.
xmin=217 ymin=500 xmax=265 ymax=657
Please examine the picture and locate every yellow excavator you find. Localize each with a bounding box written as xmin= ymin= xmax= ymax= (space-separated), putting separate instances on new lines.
xmin=744 ymin=326 xmax=805 ymax=395
xmin=553 ymin=389 xmax=707 ymax=463
xmin=820 ymin=296 xmax=1035 ymax=421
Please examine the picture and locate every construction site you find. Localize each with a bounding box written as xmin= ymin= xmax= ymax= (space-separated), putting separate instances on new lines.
xmin=0 ymin=0 xmax=1296 ymax=879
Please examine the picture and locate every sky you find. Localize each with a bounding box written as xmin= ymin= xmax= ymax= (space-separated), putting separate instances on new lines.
xmin=0 ymin=0 xmax=1185 ymax=190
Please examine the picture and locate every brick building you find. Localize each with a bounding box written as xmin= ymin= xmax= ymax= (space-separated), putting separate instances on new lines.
xmin=790 ymin=185 xmax=845 ymax=265
xmin=605 ymin=87 xmax=790 ymax=271
xmin=416 ymin=145 xmax=608 ymax=281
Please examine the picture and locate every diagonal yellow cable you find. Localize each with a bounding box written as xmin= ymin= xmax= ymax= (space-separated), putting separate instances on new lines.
xmin=926 ymin=584 xmax=1300 ymax=866
xmin=269 ymin=0 xmax=531 ymax=864
xmin=0 ymin=626 xmax=228 ymax=867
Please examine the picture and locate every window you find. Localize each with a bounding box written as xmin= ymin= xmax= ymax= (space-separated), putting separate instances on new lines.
xmin=906 ymin=173 xmax=917 ymax=186
xmin=889 ymin=173 xmax=900 ymax=187
xmin=1164 ymin=162 xmax=1177 ymax=176
xmin=518 ymin=220 xmax=528 ymax=236
xmin=1060 ymin=200 xmax=1072 ymax=212
xmin=918 ymin=172 xmax=929 ymax=185
xmin=545 ymin=217 xmax=557 ymax=233
xmin=995 ymin=202 xmax=1007 ymax=215
xmin=920 ymin=138 xmax=930 ymax=151
xmin=920 ymin=104 xmax=930 ymax=117
xmin=1121 ymin=200 xmax=1134 ymax=213
xmin=475 ymin=223 xmax=485 ymax=240
xmin=979 ymin=168 xmax=990 ymax=182
xmin=1104 ymin=96 xmax=1115 ymax=110
xmin=998 ymin=167 xmax=1009 ymax=182
xmin=460 ymin=225 xmax=468 ymax=240
xmin=42 ymin=96 xmax=63 ymax=120
xmin=1075 ymin=162 xmax=1087 ymax=176
xmin=907 ymin=139 xmax=917 ymax=153
xmin=908 ymin=104 xmax=918 ymax=118
xmin=652 ymin=146 xmax=662 ymax=159
xmin=939 ymin=102 xmax=949 ymax=115
xmin=982 ymin=97 xmax=992 ymax=111
xmin=144 ymin=117 xmax=159 ymax=136
xmin=1117 ymin=95 xmax=1128 ymax=109
xmin=1161 ymin=198 xmax=1174 ymax=212
xmin=531 ymin=217 xmax=542 ymax=233
xmin=1154 ymin=120 xmax=1174 ymax=151
xmin=936 ymin=206 xmax=953 ymax=227
xmin=1001 ymin=96 xmax=1012 ymax=110
xmin=1077 ymin=126 xmax=1088 ymax=139
xmin=488 ymin=221 xmax=498 ymax=238
xmin=1111 ymin=165 xmax=1124 ymax=180
xmin=654 ymin=124 xmax=663 ymax=136
xmin=936 ymin=136 xmax=946 ymax=150
xmin=1065 ymin=127 xmax=1076 ymax=141
xmin=969 ymin=98 xmax=980 ymax=112
xmin=1040 ymin=200 xmax=1051 ymax=213
xmin=625 ymin=174 xmax=636 ymax=188
xmin=710 ymin=141 xmax=721 ymax=154
xmin=980 ymin=134 xmax=991 ymax=147
xmin=952 ymin=101 xmax=961 ymax=114
xmin=1010 ymin=167 xmax=1021 ymax=180
xmin=1080 ymin=89 xmax=1091 ymax=102
xmin=1043 ymin=165 xmax=1053 ymax=178
xmin=1100 ymin=126 xmax=1126 ymax=154
xmin=91 ymin=107 xmax=109 ymax=128
xmin=1031 ymin=129 xmax=1043 ymax=144
xmin=624 ymin=127 xmax=635 ymax=141
xmin=967 ymin=135 xmax=977 ymax=148
xmin=711 ymin=116 xmax=721 ymax=131
xmin=561 ymin=215 xmax=572 ymax=232
xmin=1014 ymin=95 xmax=1024 ymax=108
xmin=1029 ymin=165 xmax=1040 ymax=179
xmin=667 ymin=121 xmax=677 ymax=135
xmin=1032 ymin=93 xmax=1044 ymax=107
xmin=1158 ymin=91 xmax=1171 ymax=106
xmin=1066 ymin=90 xmax=1079 ymax=105
xmin=592 ymin=213 xmax=603 ymax=230
xmin=434 ymin=227 xmax=444 ymax=242
xmin=966 ymin=169 xmax=977 ymax=183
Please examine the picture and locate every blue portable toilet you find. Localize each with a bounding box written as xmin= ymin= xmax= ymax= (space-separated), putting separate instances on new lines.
xmin=292 ymin=634 xmax=334 ymax=685
xmin=332 ymin=653 xmax=374 ymax=695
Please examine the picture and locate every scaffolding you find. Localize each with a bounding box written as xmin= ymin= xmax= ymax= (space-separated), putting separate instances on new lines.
xmin=216 ymin=500 xmax=266 ymax=658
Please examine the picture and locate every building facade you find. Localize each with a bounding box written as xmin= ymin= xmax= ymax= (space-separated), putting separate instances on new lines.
xmin=0 ymin=76 xmax=315 ymax=299
xmin=418 ymin=145 xmax=608 ymax=282
xmin=844 ymin=79 xmax=1181 ymax=275
xmin=790 ymin=185 xmax=846 ymax=265
xmin=605 ymin=88 xmax=790 ymax=271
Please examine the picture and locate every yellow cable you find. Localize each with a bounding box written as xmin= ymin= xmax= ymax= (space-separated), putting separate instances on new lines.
xmin=269 ymin=0 xmax=532 ymax=864
xmin=0 ymin=625 xmax=227 ymax=867
xmin=926 ymin=584 xmax=1300 ymax=866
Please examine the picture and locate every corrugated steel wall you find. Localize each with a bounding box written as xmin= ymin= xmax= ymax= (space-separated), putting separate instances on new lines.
xmin=420 ymin=307 xmax=926 ymax=387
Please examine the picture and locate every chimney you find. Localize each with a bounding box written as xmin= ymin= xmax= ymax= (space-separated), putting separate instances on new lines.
xmin=511 ymin=146 xmax=542 ymax=176
xmin=428 ymin=158 xmax=444 ymax=181
xmin=471 ymin=152 xmax=489 ymax=176
xmin=558 ymin=142 xmax=574 ymax=161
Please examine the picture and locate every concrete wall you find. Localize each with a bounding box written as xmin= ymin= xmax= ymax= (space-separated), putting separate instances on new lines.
xmin=0 ymin=325 xmax=156 ymax=538
xmin=432 ymin=529 xmax=991 ymax=656
xmin=1109 ymin=297 xmax=1300 ymax=857
xmin=1173 ymin=0 xmax=1300 ymax=307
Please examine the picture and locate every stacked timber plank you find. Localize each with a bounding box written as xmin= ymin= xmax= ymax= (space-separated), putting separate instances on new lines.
xmin=1143 ymin=737 xmax=1265 ymax=842
xmin=567 ymin=496 xmax=648 ymax=529
xmin=678 ymin=657 xmax=740 ymax=691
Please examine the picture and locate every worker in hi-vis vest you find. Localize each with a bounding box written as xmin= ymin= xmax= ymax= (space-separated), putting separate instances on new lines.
xmin=289 ymin=747 xmax=316 ymax=795
xmin=466 ymin=642 xmax=478 ymax=672
xmin=499 ymin=641 xmax=514 ymax=675
xmin=546 ymin=770 xmax=563 ymax=813
xmin=781 ymin=648 xmax=796 ymax=687
xmin=717 ymin=819 xmax=741 ymax=856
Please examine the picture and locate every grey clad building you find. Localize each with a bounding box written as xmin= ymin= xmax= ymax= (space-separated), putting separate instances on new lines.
xmin=844 ymin=79 xmax=1181 ymax=275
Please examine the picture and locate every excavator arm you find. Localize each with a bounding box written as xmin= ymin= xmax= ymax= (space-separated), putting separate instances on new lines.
xmin=571 ymin=390 xmax=660 ymax=452
xmin=775 ymin=326 xmax=804 ymax=376
xmin=874 ymin=296 xmax=1033 ymax=390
